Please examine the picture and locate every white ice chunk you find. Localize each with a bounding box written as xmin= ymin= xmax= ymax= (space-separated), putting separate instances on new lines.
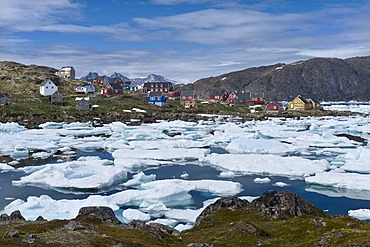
xmin=13 ymin=157 xmax=127 ymax=190
xmin=123 ymin=172 xmax=156 ymax=187
xmin=305 ymin=171 xmax=370 ymax=191
xmin=340 ymin=147 xmax=370 ymax=173
xmin=175 ymin=223 xmax=193 ymax=232
xmin=140 ymin=179 xmax=242 ymax=197
xmin=202 ymin=154 xmax=328 ymax=177
xmin=122 ymin=208 xmax=151 ymax=223
xmin=112 ymin=148 xmax=207 ymax=161
xmin=273 ymin=182 xmax=290 ymax=187
xmin=226 ymin=138 xmax=296 ymax=154
xmin=180 ymin=172 xmax=189 ymax=179
xmin=348 ymin=209 xmax=370 ymax=220
xmin=150 ymin=218 xmax=179 ymax=227
xmin=0 ymin=163 xmax=15 ymax=171
xmin=254 ymin=177 xmax=271 ymax=183
xmin=219 ymin=171 xmax=236 ymax=178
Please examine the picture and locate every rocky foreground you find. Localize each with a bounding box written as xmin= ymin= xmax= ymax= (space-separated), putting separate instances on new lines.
xmin=1 ymin=190 xmax=369 ymax=246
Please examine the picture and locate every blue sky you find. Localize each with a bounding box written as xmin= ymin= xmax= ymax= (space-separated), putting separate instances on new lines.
xmin=1 ymin=0 xmax=369 ymax=83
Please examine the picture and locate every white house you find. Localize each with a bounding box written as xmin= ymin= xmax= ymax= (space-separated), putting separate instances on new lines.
xmin=75 ymin=84 xmax=95 ymax=94
xmin=57 ymin=66 xmax=75 ymax=79
xmin=39 ymin=79 xmax=58 ymax=96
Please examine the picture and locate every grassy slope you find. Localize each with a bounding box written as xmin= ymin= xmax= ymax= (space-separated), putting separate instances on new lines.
xmin=1 ymin=208 xmax=370 ymax=247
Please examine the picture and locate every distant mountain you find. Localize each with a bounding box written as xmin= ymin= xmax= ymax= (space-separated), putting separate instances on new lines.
xmin=80 ymin=72 xmax=99 ymax=82
xmin=131 ymin=74 xmax=176 ymax=86
xmin=110 ymin=72 xmax=131 ymax=82
xmin=190 ymin=55 xmax=370 ymax=101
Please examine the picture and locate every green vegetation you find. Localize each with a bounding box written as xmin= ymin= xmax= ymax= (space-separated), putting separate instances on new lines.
xmin=1 ymin=208 xmax=370 ymax=246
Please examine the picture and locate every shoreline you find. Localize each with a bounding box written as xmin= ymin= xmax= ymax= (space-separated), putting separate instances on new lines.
xmin=0 ymin=109 xmax=362 ymax=129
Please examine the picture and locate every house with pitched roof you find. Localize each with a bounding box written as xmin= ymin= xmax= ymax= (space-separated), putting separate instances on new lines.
xmin=50 ymin=91 xmax=63 ymax=105
xmin=180 ymin=90 xmax=197 ymax=108
xmin=39 ymin=79 xmax=58 ymax=96
xmin=148 ymin=92 xmax=166 ymax=107
xmin=288 ymin=95 xmax=320 ymax=110
xmin=225 ymin=92 xmax=249 ymax=107
xmin=57 ymin=66 xmax=75 ymax=79
xmin=100 ymin=83 xmax=124 ymax=96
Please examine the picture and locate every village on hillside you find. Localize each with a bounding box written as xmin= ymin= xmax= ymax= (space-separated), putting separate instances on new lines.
xmin=0 ymin=65 xmax=322 ymax=113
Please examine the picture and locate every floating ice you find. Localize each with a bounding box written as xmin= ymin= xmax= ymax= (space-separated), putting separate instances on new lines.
xmin=226 ymin=138 xmax=296 ymax=154
xmin=219 ymin=171 xmax=236 ymax=178
xmin=340 ymin=147 xmax=370 ymax=173
xmin=123 ymin=172 xmax=156 ymax=187
xmin=0 ymin=163 xmax=15 ymax=171
xmin=13 ymin=157 xmax=127 ymax=191
xmin=305 ymin=171 xmax=370 ymax=191
xmin=254 ymin=177 xmax=271 ymax=184
xmin=122 ymin=208 xmax=151 ymax=223
xmin=202 ymin=154 xmax=329 ymax=177
xmin=273 ymin=182 xmax=290 ymax=187
xmin=348 ymin=209 xmax=370 ymax=220
xmin=180 ymin=172 xmax=189 ymax=179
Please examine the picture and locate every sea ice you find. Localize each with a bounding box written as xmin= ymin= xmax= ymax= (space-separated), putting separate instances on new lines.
xmin=348 ymin=209 xmax=370 ymax=220
xmin=305 ymin=171 xmax=370 ymax=191
xmin=273 ymin=182 xmax=290 ymax=187
xmin=340 ymin=147 xmax=370 ymax=173
xmin=202 ymin=154 xmax=329 ymax=177
xmin=254 ymin=177 xmax=271 ymax=183
xmin=122 ymin=208 xmax=151 ymax=223
xmin=123 ymin=172 xmax=156 ymax=187
xmin=13 ymin=156 xmax=127 ymax=191
xmin=0 ymin=163 xmax=15 ymax=171
xmin=226 ymin=138 xmax=296 ymax=154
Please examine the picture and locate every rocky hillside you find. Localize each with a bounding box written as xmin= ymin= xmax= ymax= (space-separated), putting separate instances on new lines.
xmin=189 ymin=55 xmax=370 ymax=101
xmin=1 ymin=191 xmax=369 ymax=246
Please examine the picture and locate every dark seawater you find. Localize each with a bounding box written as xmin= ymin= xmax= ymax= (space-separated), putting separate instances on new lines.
xmin=1 ymin=150 xmax=370 ymax=219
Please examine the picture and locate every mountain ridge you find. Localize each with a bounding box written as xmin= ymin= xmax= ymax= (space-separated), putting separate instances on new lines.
xmin=186 ymin=55 xmax=370 ymax=101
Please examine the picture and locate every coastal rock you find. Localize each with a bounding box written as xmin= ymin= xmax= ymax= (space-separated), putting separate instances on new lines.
xmin=194 ymin=197 xmax=251 ymax=226
xmin=9 ymin=210 xmax=26 ymax=221
xmin=252 ymin=190 xmax=325 ymax=219
xmin=76 ymin=206 xmax=121 ymax=225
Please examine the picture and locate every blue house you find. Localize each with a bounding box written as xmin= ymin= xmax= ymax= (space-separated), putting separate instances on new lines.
xmin=148 ymin=92 xmax=166 ymax=107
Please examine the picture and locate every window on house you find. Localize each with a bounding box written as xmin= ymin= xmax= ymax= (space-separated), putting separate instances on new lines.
xmin=46 ymin=86 xmax=48 ymax=89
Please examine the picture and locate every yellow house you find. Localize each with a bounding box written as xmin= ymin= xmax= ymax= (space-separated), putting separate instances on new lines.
xmin=306 ymin=98 xmax=320 ymax=109
xmin=288 ymin=95 xmax=312 ymax=110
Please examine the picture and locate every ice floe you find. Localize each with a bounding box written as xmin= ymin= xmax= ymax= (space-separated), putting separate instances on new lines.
xmin=122 ymin=208 xmax=151 ymax=223
xmin=202 ymin=154 xmax=329 ymax=177
xmin=305 ymin=171 xmax=370 ymax=191
xmin=13 ymin=157 xmax=127 ymax=191
xmin=348 ymin=209 xmax=370 ymax=220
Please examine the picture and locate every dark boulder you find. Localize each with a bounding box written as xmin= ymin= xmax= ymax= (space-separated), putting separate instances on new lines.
xmin=76 ymin=206 xmax=121 ymax=225
xmin=194 ymin=197 xmax=251 ymax=226
xmin=9 ymin=210 xmax=26 ymax=221
xmin=252 ymin=190 xmax=325 ymax=219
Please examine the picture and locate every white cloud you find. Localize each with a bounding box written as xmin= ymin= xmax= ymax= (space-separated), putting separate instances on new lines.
xmin=0 ymin=0 xmax=82 ymax=30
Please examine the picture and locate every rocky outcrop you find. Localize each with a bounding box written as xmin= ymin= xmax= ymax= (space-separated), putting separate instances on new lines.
xmin=252 ymin=190 xmax=326 ymax=219
xmin=195 ymin=191 xmax=326 ymax=226
xmin=194 ymin=197 xmax=251 ymax=226
xmin=76 ymin=206 xmax=121 ymax=225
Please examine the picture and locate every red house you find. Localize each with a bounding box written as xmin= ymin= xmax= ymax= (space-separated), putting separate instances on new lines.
xmin=225 ymin=92 xmax=249 ymax=107
xmin=265 ymin=102 xmax=280 ymax=113
xmin=168 ymin=91 xmax=181 ymax=100
xmin=100 ymin=83 xmax=124 ymax=96
xmin=249 ymin=92 xmax=265 ymax=105
xmin=209 ymin=89 xmax=229 ymax=102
